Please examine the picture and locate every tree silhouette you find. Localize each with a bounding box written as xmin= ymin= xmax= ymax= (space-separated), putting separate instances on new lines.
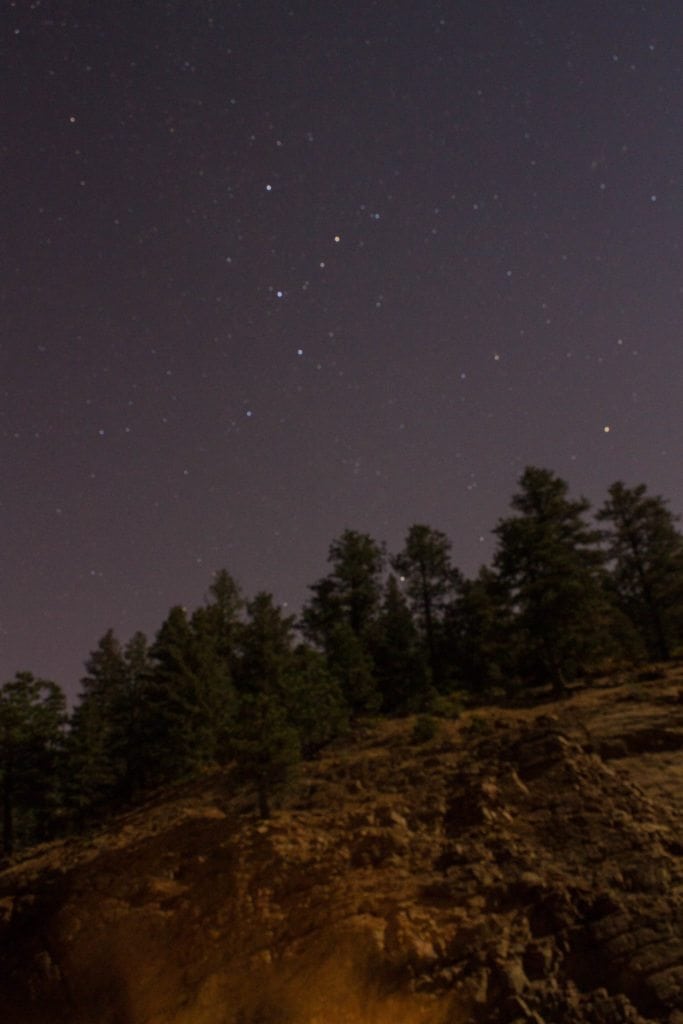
xmin=303 ymin=530 xmax=385 ymax=711
xmin=598 ymin=481 xmax=683 ymax=660
xmin=494 ymin=467 xmax=610 ymax=694
xmin=0 ymin=673 xmax=66 ymax=855
xmin=393 ymin=524 xmax=460 ymax=689
xmin=371 ymin=574 xmax=427 ymax=711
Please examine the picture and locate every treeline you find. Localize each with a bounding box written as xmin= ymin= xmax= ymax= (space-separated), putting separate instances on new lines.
xmin=3 ymin=467 xmax=683 ymax=854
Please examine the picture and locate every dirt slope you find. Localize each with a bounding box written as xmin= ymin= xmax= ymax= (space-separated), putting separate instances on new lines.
xmin=1 ymin=668 xmax=682 ymax=1024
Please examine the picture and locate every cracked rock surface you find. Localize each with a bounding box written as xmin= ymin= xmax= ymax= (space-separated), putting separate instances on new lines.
xmin=1 ymin=669 xmax=682 ymax=1024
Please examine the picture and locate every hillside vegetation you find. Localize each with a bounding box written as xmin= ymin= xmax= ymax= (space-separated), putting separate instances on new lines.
xmin=4 ymin=467 xmax=683 ymax=856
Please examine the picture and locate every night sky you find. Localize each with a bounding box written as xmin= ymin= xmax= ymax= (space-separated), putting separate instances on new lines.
xmin=4 ymin=1 xmax=683 ymax=697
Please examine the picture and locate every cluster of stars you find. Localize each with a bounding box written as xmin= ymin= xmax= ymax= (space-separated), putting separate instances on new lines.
xmin=2 ymin=0 xmax=680 ymax=695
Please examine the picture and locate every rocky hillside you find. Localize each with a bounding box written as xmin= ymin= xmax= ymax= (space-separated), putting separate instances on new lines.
xmin=1 ymin=668 xmax=683 ymax=1024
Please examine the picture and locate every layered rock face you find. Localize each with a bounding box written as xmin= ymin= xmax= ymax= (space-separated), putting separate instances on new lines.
xmin=1 ymin=674 xmax=682 ymax=1024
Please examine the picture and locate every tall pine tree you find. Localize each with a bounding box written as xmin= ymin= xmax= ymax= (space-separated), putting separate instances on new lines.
xmin=371 ymin=574 xmax=428 ymax=711
xmin=302 ymin=530 xmax=385 ymax=711
xmin=0 ymin=673 xmax=66 ymax=855
xmin=67 ymin=629 xmax=155 ymax=821
xmin=494 ymin=467 xmax=611 ymax=694
xmin=598 ymin=481 xmax=683 ymax=660
xmin=447 ymin=566 xmax=518 ymax=696
xmin=145 ymin=580 xmax=240 ymax=785
xmin=392 ymin=524 xmax=460 ymax=690
xmin=67 ymin=630 xmax=128 ymax=821
xmin=233 ymin=593 xmax=301 ymax=816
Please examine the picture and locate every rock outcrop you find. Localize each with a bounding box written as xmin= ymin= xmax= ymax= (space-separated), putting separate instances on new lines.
xmin=1 ymin=670 xmax=682 ymax=1024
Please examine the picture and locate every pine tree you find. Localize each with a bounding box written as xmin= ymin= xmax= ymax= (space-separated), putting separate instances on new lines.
xmin=115 ymin=631 xmax=154 ymax=799
xmin=202 ymin=569 xmax=245 ymax=669
xmin=392 ymin=524 xmax=461 ymax=689
xmin=280 ymin=646 xmax=348 ymax=755
xmin=494 ymin=467 xmax=611 ymax=695
xmin=66 ymin=630 xmax=128 ymax=820
xmin=144 ymin=606 xmax=197 ymax=783
xmin=371 ymin=574 xmax=428 ymax=711
xmin=598 ymin=481 xmax=683 ymax=660
xmin=238 ymin=594 xmax=347 ymax=753
xmin=67 ymin=629 xmax=155 ymax=821
xmin=146 ymin=593 xmax=238 ymax=785
xmin=237 ymin=591 xmax=295 ymax=697
xmin=0 ymin=673 xmax=66 ymax=855
xmin=322 ymin=620 xmax=380 ymax=712
xmin=233 ymin=595 xmax=347 ymax=810
xmin=302 ymin=530 xmax=385 ymax=711
xmin=304 ymin=530 xmax=385 ymax=639
xmin=447 ymin=566 xmax=517 ymax=696
xmin=233 ymin=593 xmax=301 ymax=816
xmin=232 ymin=693 xmax=300 ymax=819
